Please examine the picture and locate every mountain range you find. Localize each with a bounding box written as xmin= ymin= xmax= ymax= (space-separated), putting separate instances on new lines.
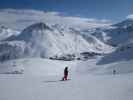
xmin=0 ymin=10 xmax=133 ymax=63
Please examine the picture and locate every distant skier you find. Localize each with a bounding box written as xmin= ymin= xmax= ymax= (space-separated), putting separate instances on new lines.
xmin=113 ymin=69 xmax=116 ymax=75
xmin=62 ymin=67 xmax=68 ymax=81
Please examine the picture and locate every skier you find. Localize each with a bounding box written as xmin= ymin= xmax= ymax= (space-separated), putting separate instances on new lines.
xmin=113 ymin=69 xmax=116 ymax=75
xmin=62 ymin=67 xmax=68 ymax=81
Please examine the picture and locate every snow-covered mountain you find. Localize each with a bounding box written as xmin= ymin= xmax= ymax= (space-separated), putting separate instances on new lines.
xmin=97 ymin=42 xmax=133 ymax=65
xmin=0 ymin=9 xmax=132 ymax=67
xmin=91 ymin=18 xmax=133 ymax=46
xmin=0 ymin=22 xmax=113 ymax=61
xmin=0 ymin=24 xmax=19 ymax=41
xmin=90 ymin=18 xmax=133 ymax=65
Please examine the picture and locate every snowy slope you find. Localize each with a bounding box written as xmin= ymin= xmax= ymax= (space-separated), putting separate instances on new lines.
xmin=89 ymin=18 xmax=133 ymax=66
xmin=0 ymin=57 xmax=133 ymax=100
xmin=1 ymin=54 xmax=133 ymax=77
xmin=0 ymin=41 xmax=27 ymax=61
xmin=0 ymin=71 xmax=133 ymax=100
xmin=97 ymin=42 xmax=133 ymax=65
xmin=0 ymin=58 xmax=74 ymax=76
xmin=0 ymin=25 xmax=19 ymax=41
xmin=91 ymin=18 xmax=133 ymax=46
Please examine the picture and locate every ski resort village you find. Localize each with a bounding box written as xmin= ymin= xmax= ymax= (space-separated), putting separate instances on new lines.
xmin=0 ymin=0 xmax=133 ymax=100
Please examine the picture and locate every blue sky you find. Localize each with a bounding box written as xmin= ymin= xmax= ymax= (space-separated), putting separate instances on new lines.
xmin=0 ymin=0 xmax=132 ymax=22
